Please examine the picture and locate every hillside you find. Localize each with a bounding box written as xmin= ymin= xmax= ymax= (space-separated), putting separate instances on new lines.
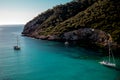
xmin=22 ymin=0 xmax=120 ymax=55
xmin=22 ymin=0 xmax=97 ymax=35
xmin=52 ymin=0 xmax=120 ymax=43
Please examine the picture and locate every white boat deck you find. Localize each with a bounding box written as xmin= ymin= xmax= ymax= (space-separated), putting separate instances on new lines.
xmin=99 ymin=61 xmax=116 ymax=67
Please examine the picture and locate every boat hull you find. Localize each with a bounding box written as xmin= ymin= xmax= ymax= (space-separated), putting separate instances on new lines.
xmin=99 ymin=61 xmax=116 ymax=68
xmin=14 ymin=46 xmax=20 ymax=50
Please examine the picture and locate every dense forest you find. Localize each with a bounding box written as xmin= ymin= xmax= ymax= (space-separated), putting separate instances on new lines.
xmin=22 ymin=0 xmax=97 ymax=35
xmin=22 ymin=0 xmax=120 ymax=54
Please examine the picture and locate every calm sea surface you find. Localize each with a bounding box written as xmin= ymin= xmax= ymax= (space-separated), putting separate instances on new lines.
xmin=0 ymin=25 xmax=120 ymax=80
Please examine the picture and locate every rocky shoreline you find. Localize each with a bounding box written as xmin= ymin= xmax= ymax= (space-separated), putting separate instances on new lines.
xmin=22 ymin=28 xmax=120 ymax=56
xmin=22 ymin=0 xmax=120 ymax=56
xmin=22 ymin=28 xmax=111 ymax=45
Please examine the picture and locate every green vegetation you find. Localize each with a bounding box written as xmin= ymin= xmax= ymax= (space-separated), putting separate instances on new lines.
xmin=23 ymin=0 xmax=120 ymax=45
xmin=51 ymin=0 xmax=120 ymax=43
xmin=23 ymin=0 xmax=97 ymax=34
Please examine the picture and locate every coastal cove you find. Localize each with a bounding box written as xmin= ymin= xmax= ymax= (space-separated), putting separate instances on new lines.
xmin=22 ymin=0 xmax=120 ymax=55
xmin=0 ymin=0 xmax=120 ymax=79
xmin=0 ymin=25 xmax=120 ymax=80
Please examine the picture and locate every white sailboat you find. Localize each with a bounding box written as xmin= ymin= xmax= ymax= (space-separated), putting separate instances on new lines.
xmin=99 ymin=41 xmax=116 ymax=68
xmin=14 ymin=36 xmax=21 ymax=50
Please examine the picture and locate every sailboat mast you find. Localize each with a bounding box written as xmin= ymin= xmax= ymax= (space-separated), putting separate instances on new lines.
xmin=111 ymin=48 xmax=116 ymax=64
xmin=108 ymin=41 xmax=111 ymax=63
xmin=108 ymin=41 xmax=116 ymax=64
xmin=99 ymin=34 xmax=116 ymax=67
xmin=17 ymin=36 xmax=18 ymax=46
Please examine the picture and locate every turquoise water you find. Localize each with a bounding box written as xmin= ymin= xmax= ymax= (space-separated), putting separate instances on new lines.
xmin=0 ymin=25 xmax=120 ymax=80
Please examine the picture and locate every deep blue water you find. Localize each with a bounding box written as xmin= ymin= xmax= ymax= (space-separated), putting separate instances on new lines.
xmin=0 ymin=25 xmax=120 ymax=80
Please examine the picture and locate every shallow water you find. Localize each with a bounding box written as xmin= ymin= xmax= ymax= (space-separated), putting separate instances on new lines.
xmin=0 ymin=25 xmax=120 ymax=80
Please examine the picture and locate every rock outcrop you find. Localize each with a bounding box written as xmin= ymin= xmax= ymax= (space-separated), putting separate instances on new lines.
xmin=63 ymin=28 xmax=109 ymax=46
xmin=25 ymin=28 xmax=111 ymax=46
xmin=22 ymin=0 xmax=120 ymax=55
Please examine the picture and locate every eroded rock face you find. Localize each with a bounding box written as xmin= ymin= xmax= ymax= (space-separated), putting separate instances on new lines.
xmin=63 ymin=28 xmax=110 ymax=46
xmin=25 ymin=28 xmax=110 ymax=46
xmin=22 ymin=28 xmax=112 ymax=47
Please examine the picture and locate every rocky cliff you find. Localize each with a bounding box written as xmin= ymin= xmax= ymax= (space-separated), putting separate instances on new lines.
xmin=22 ymin=0 xmax=120 ymax=55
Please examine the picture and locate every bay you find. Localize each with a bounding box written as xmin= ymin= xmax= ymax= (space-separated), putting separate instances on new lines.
xmin=0 ymin=25 xmax=120 ymax=80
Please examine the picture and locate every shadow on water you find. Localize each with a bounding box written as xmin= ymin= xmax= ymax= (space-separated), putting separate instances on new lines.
xmin=102 ymin=65 xmax=120 ymax=71
xmin=1 ymin=78 xmax=13 ymax=80
xmin=116 ymin=73 xmax=120 ymax=80
xmin=40 ymin=41 xmax=104 ymax=61
xmin=13 ymin=50 xmax=21 ymax=53
xmin=61 ymin=45 xmax=102 ymax=61
xmin=60 ymin=44 xmax=120 ymax=72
